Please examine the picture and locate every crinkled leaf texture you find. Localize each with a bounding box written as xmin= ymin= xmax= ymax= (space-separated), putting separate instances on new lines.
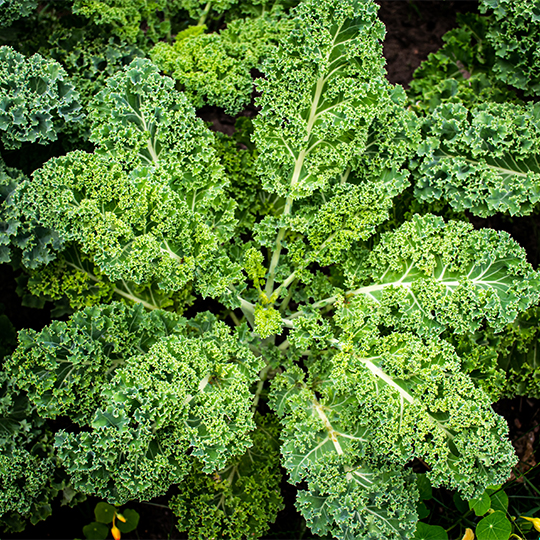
xmin=340 ymin=214 xmax=539 ymax=336
xmin=16 ymin=58 xmax=241 ymax=299
xmin=413 ymin=102 xmax=540 ymax=217
xmin=253 ymin=0 xmax=391 ymax=199
xmin=7 ymin=303 xmax=264 ymax=504
xmin=453 ymin=305 xmax=540 ymax=400
xmin=407 ymin=13 xmax=520 ymax=112
xmin=270 ymin=367 xmax=419 ymax=540
xmin=0 ymin=327 xmax=77 ymax=533
xmin=0 ymin=46 xmax=81 ymax=148
xmin=270 ymin=331 xmax=517 ymax=539
xmin=151 ymin=13 xmax=291 ymax=115
xmin=22 ymin=244 xmax=194 ymax=316
xmin=170 ymin=413 xmax=284 ymax=539
xmin=0 ymin=0 xmax=37 ymax=26
xmin=0 ymin=157 xmax=64 ymax=268
xmin=71 ymin=0 xmax=185 ymax=43
xmin=480 ymin=0 xmax=540 ymax=96
xmin=276 ymin=212 xmax=537 ymax=539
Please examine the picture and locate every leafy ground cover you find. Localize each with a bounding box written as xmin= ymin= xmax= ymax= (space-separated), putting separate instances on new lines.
xmin=1 ymin=1 xmax=540 ymax=539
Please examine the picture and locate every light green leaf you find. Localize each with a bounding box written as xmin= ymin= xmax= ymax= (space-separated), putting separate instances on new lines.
xmin=469 ymin=491 xmax=491 ymax=516
xmin=413 ymin=522 xmax=448 ymax=540
xmin=326 ymin=331 xmax=517 ymax=499
xmin=253 ymin=0 xmax=389 ymax=199
xmin=476 ymin=511 xmax=512 ymax=540
xmin=20 ymin=59 xmax=240 ymax=298
xmin=342 ymin=214 xmax=539 ymax=336
xmin=270 ymin=366 xmax=419 ymax=540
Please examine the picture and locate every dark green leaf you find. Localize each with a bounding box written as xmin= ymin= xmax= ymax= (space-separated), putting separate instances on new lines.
xmin=476 ymin=511 xmax=512 ymax=540
xmin=489 ymin=490 xmax=509 ymax=513
xmin=83 ymin=522 xmax=109 ymax=540
xmin=116 ymin=509 xmax=140 ymax=533
xmin=94 ymin=502 xmax=116 ymax=524
xmin=417 ymin=474 xmax=433 ymax=500
xmin=413 ymin=522 xmax=448 ymax=540
xmin=417 ymin=502 xmax=430 ymax=520
xmin=469 ymin=491 xmax=491 ymax=516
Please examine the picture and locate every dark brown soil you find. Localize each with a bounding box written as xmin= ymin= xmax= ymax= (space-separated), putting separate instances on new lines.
xmin=377 ymin=0 xmax=479 ymax=87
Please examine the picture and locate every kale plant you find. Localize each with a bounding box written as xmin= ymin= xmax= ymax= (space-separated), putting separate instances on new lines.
xmin=1 ymin=0 xmax=540 ymax=539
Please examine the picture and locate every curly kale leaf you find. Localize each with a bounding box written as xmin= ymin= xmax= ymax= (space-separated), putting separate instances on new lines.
xmin=480 ymin=0 xmax=540 ymax=96
xmin=71 ymin=0 xmax=185 ymax=43
xmin=0 ymin=46 xmax=81 ymax=149
xmin=277 ymin=87 xmax=419 ymax=269
xmin=494 ymin=307 xmax=540 ymax=398
xmin=8 ymin=304 xmax=263 ymax=503
xmin=270 ymin=367 xmax=419 ymax=540
xmin=0 ymin=157 xmax=64 ymax=268
xmin=6 ymin=302 xmax=184 ymax=424
xmin=178 ymin=0 xmax=296 ymax=21
xmin=0 ymin=319 xmax=79 ymax=533
xmin=170 ymin=413 xmax=284 ymax=539
xmin=329 ymin=333 xmax=517 ymax=498
xmin=21 ymin=245 xmax=194 ymax=315
xmin=407 ymin=13 xmax=520 ymax=112
xmin=17 ymin=59 xmax=241 ymax=297
xmin=46 ymin=29 xmax=145 ymax=144
xmin=451 ymin=306 xmax=540 ymax=400
xmin=0 ymin=445 xmax=58 ymax=533
xmin=0 ymin=0 xmax=37 ymax=27
xmin=338 ymin=214 xmax=539 ymax=336
xmin=253 ymin=0 xmax=390 ymax=199
xmin=56 ymin=325 xmax=262 ymax=503
xmin=270 ymin=326 xmax=517 ymax=539
xmin=412 ymin=102 xmax=540 ymax=217
xmin=151 ymin=12 xmax=291 ymax=115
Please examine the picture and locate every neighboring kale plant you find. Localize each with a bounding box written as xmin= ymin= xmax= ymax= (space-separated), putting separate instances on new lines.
xmin=1 ymin=0 xmax=540 ymax=539
xmin=0 ymin=46 xmax=81 ymax=149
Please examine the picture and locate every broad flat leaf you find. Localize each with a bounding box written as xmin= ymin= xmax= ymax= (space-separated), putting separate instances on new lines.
xmin=476 ymin=511 xmax=512 ymax=540
xmin=489 ymin=490 xmax=509 ymax=513
xmin=417 ymin=474 xmax=433 ymax=501
xmin=116 ymin=509 xmax=139 ymax=533
xmin=469 ymin=491 xmax=491 ymax=516
xmin=83 ymin=522 xmax=109 ymax=540
xmin=413 ymin=522 xmax=448 ymax=540
xmin=94 ymin=502 xmax=116 ymax=524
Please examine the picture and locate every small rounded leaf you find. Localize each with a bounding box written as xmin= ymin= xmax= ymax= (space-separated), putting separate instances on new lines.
xmin=116 ymin=509 xmax=140 ymax=533
xmin=94 ymin=502 xmax=117 ymax=524
xmin=469 ymin=491 xmax=491 ymax=516
xmin=413 ymin=522 xmax=449 ymax=540
xmin=476 ymin=511 xmax=512 ymax=540
xmin=83 ymin=522 xmax=109 ymax=540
